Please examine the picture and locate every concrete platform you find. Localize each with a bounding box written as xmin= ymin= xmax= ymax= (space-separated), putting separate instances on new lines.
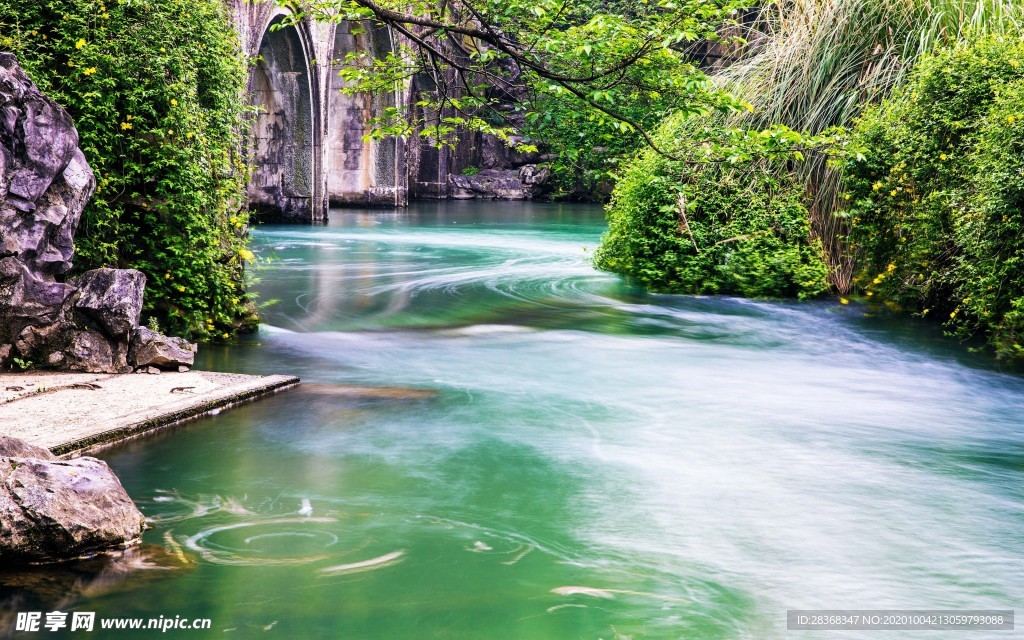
xmin=0 ymin=371 xmax=299 ymax=457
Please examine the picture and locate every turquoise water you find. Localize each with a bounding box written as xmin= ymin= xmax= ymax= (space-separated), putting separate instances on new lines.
xmin=4 ymin=201 xmax=1023 ymax=639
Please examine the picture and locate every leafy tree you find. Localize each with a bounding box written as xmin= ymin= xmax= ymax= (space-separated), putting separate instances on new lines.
xmin=298 ymin=0 xmax=813 ymax=160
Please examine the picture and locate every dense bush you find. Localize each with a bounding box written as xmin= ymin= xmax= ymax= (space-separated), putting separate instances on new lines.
xmin=843 ymin=34 xmax=1024 ymax=358
xmin=0 ymin=0 xmax=256 ymax=340
xmin=594 ymin=115 xmax=830 ymax=299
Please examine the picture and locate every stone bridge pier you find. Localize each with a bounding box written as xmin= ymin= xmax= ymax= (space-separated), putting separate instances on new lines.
xmin=226 ymin=1 xmax=410 ymax=222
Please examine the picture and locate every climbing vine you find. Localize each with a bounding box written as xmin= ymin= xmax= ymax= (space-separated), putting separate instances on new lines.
xmin=0 ymin=0 xmax=256 ymax=340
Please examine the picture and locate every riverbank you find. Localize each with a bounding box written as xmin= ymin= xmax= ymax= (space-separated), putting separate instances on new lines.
xmin=0 ymin=371 xmax=299 ymax=457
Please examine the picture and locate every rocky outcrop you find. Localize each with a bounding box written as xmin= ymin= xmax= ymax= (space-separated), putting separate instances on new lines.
xmin=0 ymin=436 xmax=146 ymax=564
xmin=449 ymin=165 xmax=551 ymax=200
xmin=0 ymin=54 xmax=195 ymax=373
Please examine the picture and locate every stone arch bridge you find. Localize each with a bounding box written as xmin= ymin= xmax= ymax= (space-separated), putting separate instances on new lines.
xmin=227 ymin=0 xmax=411 ymax=222
xmin=227 ymin=1 xmax=542 ymax=222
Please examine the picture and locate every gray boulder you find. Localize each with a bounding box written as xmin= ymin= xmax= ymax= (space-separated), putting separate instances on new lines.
xmin=70 ymin=268 xmax=146 ymax=340
xmin=0 ymin=443 xmax=146 ymax=564
xmin=450 ymin=169 xmax=529 ymax=200
xmin=129 ymin=326 xmax=197 ymax=369
xmin=519 ymin=164 xmax=551 ymax=196
xmin=65 ymin=328 xmax=124 ymax=373
xmin=0 ymin=435 xmax=54 ymax=460
xmin=449 ymin=166 xmax=551 ymax=200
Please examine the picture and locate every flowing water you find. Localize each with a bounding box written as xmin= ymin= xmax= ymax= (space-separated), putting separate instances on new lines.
xmin=8 ymin=202 xmax=1024 ymax=638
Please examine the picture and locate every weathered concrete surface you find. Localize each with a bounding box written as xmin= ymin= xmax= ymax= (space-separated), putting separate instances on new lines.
xmin=0 ymin=371 xmax=299 ymax=456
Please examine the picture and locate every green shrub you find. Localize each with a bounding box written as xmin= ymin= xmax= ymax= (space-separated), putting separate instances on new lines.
xmin=843 ymin=33 xmax=1024 ymax=357
xmin=0 ymin=0 xmax=256 ymax=340
xmin=958 ymin=78 xmax=1024 ymax=357
xmin=595 ymin=115 xmax=830 ymax=299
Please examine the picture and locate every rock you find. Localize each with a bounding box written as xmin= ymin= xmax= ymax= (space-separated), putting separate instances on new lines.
xmin=519 ymin=164 xmax=551 ymax=196
xmin=0 ymin=435 xmax=54 ymax=460
xmin=70 ymin=268 xmax=146 ymax=340
xmin=177 ymin=365 xmax=190 ymax=373
xmin=65 ymin=329 xmax=117 ymax=373
xmin=129 ymin=327 xmax=196 ymax=370
xmin=479 ymin=134 xmax=543 ymax=169
xmin=0 ymin=55 xmax=196 ymax=373
xmin=0 ymin=443 xmax=145 ymax=564
xmin=449 ymin=169 xmax=529 ymax=200
xmin=448 ymin=166 xmax=551 ymax=201
xmin=146 ymin=366 xmax=160 ymax=375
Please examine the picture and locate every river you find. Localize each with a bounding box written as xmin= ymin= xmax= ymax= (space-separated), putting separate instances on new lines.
xmin=14 ymin=202 xmax=1024 ymax=638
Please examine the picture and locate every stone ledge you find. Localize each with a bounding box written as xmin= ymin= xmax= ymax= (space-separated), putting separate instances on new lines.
xmin=0 ymin=371 xmax=299 ymax=457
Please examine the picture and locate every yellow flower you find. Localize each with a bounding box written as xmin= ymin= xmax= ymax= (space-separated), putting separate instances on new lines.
xmin=126 ymin=115 xmax=132 ymax=121
xmin=83 ymin=67 xmax=96 ymax=75
xmin=872 ymin=181 xmax=883 ymax=191
xmin=186 ymin=132 xmax=193 ymax=139
xmin=75 ymin=38 xmax=86 ymax=49
xmin=177 ymin=285 xmax=186 ymax=292
xmin=167 ymin=129 xmax=174 ymax=135
xmin=170 ymin=98 xmax=178 ymax=106
xmin=120 ymin=122 xmax=132 ymax=130
xmin=1011 ymin=60 xmax=1021 ymax=68
xmin=949 ymin=309 xmax=958 ymax=318
xmin=222 ymin=333 xmax=230 ymax=340
xmin=1008 ymin=115 xmax=1016 ymax=124
xmin=164 ymin=272 xmax=171 ymax=279
xmin=238 ymin=248 xmax=255 ymax=262
xmin=889 ymin=189 xmax=898 ymax=196
xmin=886 ymin=263 xmax=897 ymax=272
xmin=939 ymin=153 xmax=948 ymax=161
xmin=866 ymin=291 xmax=874 ymax=297
xmin=839 ymin=298 xmax=849 ymax=305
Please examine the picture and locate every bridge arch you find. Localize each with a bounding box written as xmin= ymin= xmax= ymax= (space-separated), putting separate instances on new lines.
xmin=246 ymin=12 xmax=323 ymax=222
xmin=226 ymin=0 xmax=411 ymax=221
xmin=326 ymin=21 xmax=407 ymax=207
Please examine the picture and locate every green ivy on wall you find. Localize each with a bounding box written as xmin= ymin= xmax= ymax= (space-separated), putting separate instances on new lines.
xmin=0 ymin=0 xmax=257 ymax=340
